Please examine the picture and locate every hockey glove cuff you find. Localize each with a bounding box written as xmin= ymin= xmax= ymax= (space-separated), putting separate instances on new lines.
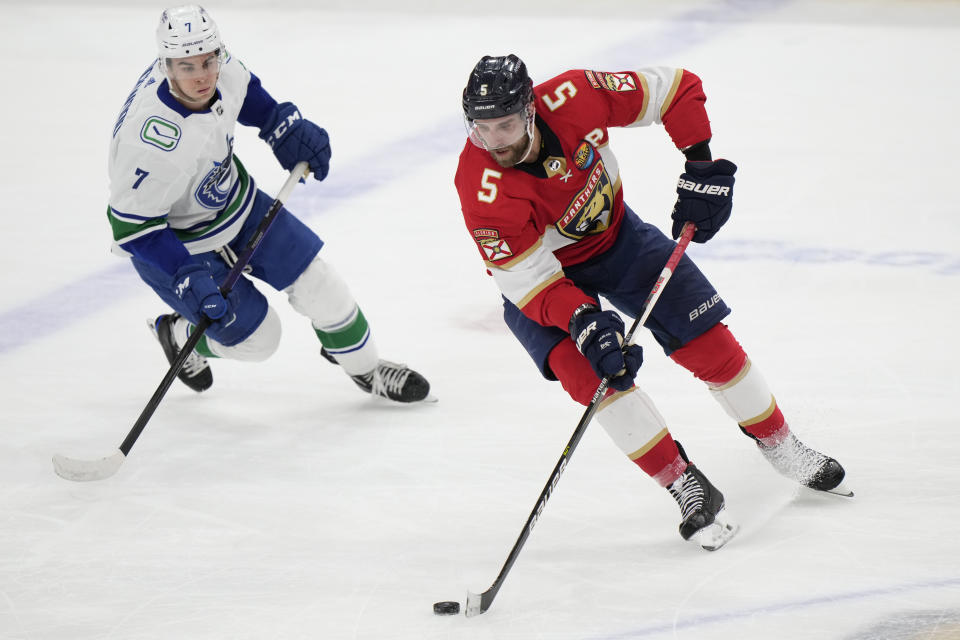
xmin=671 ymin=158 xmax=737 ymax=243
xmin=259 ymin=102 xmax=331 ymax=181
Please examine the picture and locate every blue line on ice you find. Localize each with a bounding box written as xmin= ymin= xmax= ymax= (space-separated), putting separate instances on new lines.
xmin=588 ymin=576 xmax=960 ymax=639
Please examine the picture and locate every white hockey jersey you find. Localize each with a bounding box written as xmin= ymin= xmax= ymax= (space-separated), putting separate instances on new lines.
xmin=107 ymin=53 xmax=258 ymax=266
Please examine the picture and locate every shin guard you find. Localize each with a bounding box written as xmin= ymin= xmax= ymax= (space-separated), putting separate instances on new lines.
xmin=596 ymin=389 xmax=686 ymax=487
xmin=671 ymin=323 xmax=789 ymax=446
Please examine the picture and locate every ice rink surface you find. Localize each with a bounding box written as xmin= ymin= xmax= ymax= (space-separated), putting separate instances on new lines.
xmin=1 ymin=0 xmax=959 ymax=638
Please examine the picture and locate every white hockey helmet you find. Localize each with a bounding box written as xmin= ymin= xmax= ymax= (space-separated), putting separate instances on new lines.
xmin=156 ymin=5 xmax=223 ymax=63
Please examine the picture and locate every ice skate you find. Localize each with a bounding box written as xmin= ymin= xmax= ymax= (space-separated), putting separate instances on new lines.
xmin=753 ymin=432 xmax=852 ymax=497
xmin=667 ymin=462 xmax=739 ymax=551
xmin=321 ymin=348 xmax=431 ymax=403
xmin=150 ymin=313 xmax=213 ymax=393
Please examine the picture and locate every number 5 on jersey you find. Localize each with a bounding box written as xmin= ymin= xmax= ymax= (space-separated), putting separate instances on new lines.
xmin=478 ymin=168 xmax=502 ymax=203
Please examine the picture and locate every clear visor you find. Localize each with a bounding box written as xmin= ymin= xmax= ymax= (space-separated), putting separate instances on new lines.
xmin=464 ymin=104 xmax=534 ymax=151
xmin=164 ymin=49 xmax=224 ymax=81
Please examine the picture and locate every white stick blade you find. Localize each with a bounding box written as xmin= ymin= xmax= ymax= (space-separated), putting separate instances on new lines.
xmin=52 ymin=450 xmax=125 ymax=482
xmin=464 ymin=591 xmax=483 ymax=617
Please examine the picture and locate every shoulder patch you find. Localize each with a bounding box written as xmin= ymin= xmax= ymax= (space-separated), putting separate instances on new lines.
xmin=473 ymin=228 xmax=513 ymax=262
xmin=584 ymin=71 xmax=637 ymax=92
xmin=140 ymin=116 xmax=181 ymax=151
xmin=573 ymin=141 xmax=595 ymax=170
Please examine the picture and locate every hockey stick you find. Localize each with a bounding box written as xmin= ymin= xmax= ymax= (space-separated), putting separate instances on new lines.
xmin=52 ymin=161 xmax=310 ymax=482
xmin=464 ymin=222 xmax=696 ymax=617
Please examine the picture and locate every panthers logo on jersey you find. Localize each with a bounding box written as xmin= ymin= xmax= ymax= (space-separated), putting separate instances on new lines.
xmin=555 ymin=161 xmax=614 ymax=240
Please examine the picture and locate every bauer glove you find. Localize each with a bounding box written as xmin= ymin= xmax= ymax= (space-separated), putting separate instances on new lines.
xmin=569 ymin=304 xmax=643 ymax=392
xmin=672 ymin=159 xmax=737 ymax=243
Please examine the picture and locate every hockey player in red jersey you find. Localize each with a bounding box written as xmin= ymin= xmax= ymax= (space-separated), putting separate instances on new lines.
xmin=454 ymin=54 xmax=849 ymax=549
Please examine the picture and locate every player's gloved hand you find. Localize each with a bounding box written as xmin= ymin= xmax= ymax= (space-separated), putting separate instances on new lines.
xmin=259 ymin=102 xmax=331 ymax=181
xmin=671 ymin=159 xmax=737 ymax=243
xmin=569 ymin=304 xmax=643 ymax=392
xmin=171 ymin=264 xmax=228 ymax=321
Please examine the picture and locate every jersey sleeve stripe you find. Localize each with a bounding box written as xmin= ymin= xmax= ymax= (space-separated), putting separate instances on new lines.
xmin=631 ymin=72 xmax=651 ymax=125
xmin=484 ymin=236 xmax=543 ymax=270
xmin=516 ymin=271 xmax=565 ymax=309
xmin=658 ymin=68 xmax=685 ymax=121
xmin=489 ymin=239 xmax=567 ymax=309
xmin=107 ymin=206 xmax=168 ymax=243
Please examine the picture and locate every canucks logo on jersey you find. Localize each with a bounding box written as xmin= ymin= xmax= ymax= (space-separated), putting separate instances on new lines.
xmin=195 ymin=135 xmax=234 ymax=209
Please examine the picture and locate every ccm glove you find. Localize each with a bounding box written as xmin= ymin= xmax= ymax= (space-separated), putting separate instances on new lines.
xmin=569 ymin=304 xmax=643 ymax=392
xmin=171 ymin=264 xmax=228 ymax=321
xmin=259 ymin=102 xmax=331 ymax=181
xmin=671 ymin=159 xmax=737 ymax=243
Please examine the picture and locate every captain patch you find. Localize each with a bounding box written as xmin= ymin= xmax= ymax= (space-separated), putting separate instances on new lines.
xmin=473 ymin=228 xmax=513 ymax=262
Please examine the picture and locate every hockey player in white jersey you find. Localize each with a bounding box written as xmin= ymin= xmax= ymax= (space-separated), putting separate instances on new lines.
xmin=108 ymin=5 xmax=430 ymax=402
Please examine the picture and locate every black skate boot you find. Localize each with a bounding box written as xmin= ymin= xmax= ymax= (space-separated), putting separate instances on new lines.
xmin=321 ymin=348 xmax=431 ymax=403
xmin=745 ymin=429 xmax=850 ymax=496
xmin=151 ymin=314 xmax=213 ymax=393
xmin=666 ymin=441 xmax=739 ymax=551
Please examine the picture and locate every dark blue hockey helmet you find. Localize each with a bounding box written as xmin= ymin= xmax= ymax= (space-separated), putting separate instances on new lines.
xmin=462 ymin=54 xmax=534 ymax=121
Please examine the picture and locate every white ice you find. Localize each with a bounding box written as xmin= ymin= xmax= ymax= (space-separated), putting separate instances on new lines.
xmin=1 ymin=0 xmax=959 ymax=638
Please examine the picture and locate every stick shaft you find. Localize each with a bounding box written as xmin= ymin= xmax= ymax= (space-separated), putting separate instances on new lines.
xmin=119 ymin=162 xmax=309 ymax=457
xmin=467 ymin=223 xmax=696 ymax=617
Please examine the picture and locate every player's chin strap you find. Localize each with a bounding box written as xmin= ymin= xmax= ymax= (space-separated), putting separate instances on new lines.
xmin=512 ymin=103 xmax=538 ymax=165
xmin=465 ymin=223 xmax=697 ymax=617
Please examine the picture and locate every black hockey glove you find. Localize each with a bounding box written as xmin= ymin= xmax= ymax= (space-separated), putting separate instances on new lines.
xmin=260 ymin=102 xmax=331 ymax=181
xmin=671 ymin=159 xmax=737 ymax=243
xmin=569 ymin=304 xmax=643 ymax=392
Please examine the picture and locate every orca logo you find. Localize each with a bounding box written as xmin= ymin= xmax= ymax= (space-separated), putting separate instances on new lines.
xmin=194 ymin=135 xmax=234 ymax=209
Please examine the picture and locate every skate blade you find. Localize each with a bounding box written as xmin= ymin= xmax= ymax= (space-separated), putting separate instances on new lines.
xmin=691 ymin=511 xmax=740 ymax=552
xmin=818 ymin=479 xmax=854 ymax=498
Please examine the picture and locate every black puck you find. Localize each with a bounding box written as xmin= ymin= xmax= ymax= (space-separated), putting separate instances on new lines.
xmin=433 ymin=601 xmax=460 ymax=615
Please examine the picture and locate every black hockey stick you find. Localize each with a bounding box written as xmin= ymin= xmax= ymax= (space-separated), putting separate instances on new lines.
xmin=52 ymin=161 xmax=310 ymax=482
xmin=464 ymin=222 xmax=696 ymax=617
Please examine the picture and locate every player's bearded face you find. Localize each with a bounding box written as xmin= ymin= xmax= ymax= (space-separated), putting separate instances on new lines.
xmin=467 ymin=108 xmax=534 ymax=167
xmin=167 ymin=51 xmax=222 ymax=107
xmin=486 ymin=131 xmax=532 ymax=168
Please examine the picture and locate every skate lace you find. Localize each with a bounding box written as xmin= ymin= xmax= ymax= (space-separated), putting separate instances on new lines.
xmin=668 ymin=472 xmax=705 ymax=520
xmin=371 ymin=362 xmax=412 ymax=398
xmin=181 ymin=349 xmax=209 ymax=378
xmin=761 ymin=435 xmax=828 ymax=484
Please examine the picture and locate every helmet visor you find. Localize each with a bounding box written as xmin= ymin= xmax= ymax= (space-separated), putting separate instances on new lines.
xmin=464 ymin=105 xmax=533 ymax=151
xmin=164 ymin=50 xmax=224 ymax=81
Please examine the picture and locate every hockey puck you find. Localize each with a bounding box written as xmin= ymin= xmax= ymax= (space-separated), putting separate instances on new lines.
xmin=433 ymin=601 xmax=460 ymax=615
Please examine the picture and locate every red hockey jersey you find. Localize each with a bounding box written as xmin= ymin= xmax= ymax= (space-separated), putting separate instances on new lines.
xmin=455 ymin=66 xmax=711 ymax=331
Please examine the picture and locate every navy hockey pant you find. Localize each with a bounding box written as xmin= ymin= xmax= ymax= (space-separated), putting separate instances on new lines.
xmin=132 ymin=188 xmax=323 ymax=346
xmin=503 ymin=206 xmax=731 ymax=380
